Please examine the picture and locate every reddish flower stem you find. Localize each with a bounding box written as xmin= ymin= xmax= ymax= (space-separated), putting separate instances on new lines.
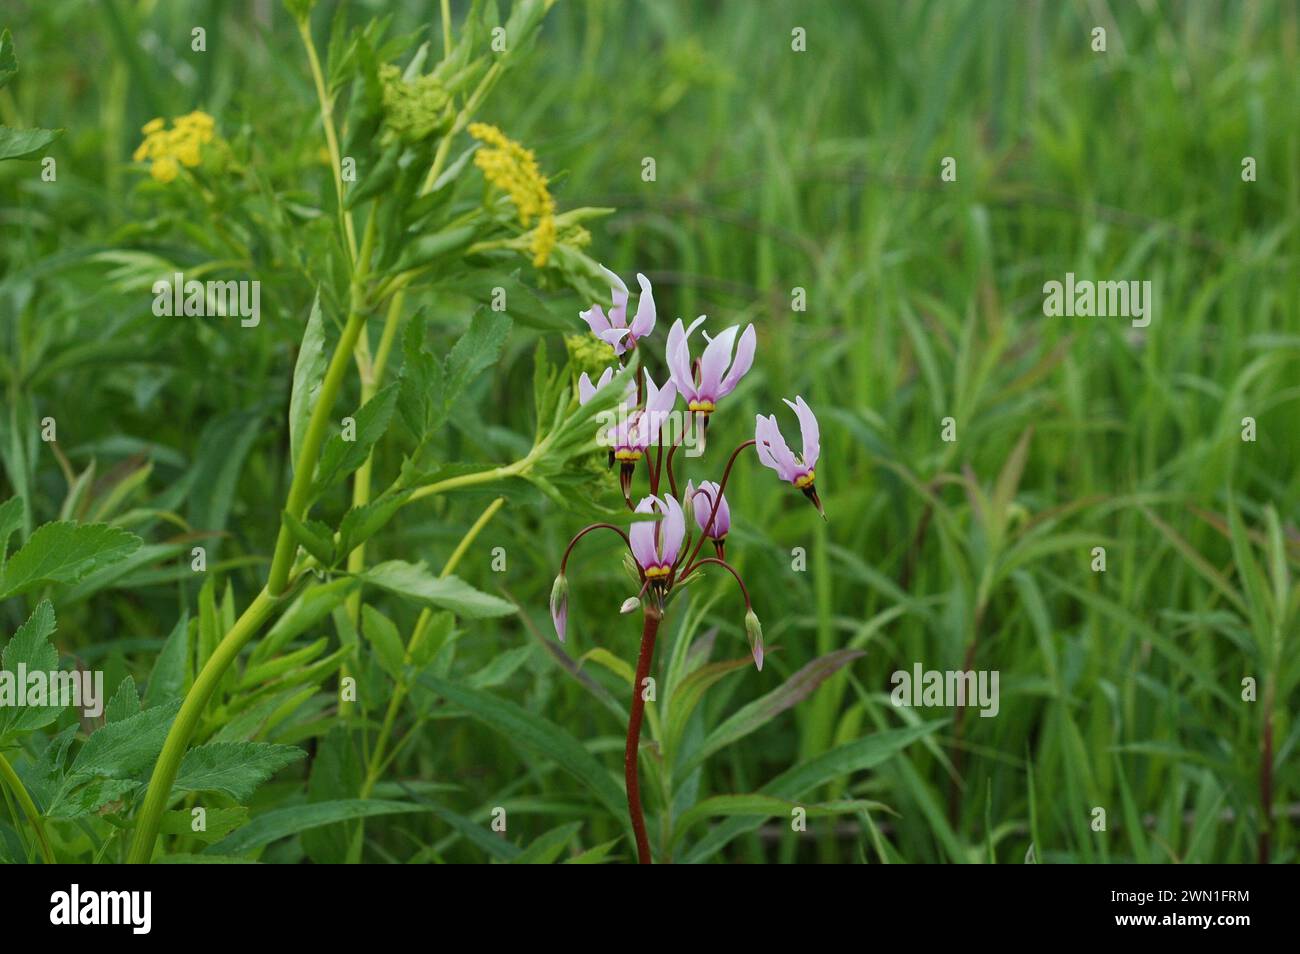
xmin=666 ymin=434 xmax=683 ymax=499
xmin=626 ymin=606 xmax=661 ymax=864
xmin=681 ymin=439 xmax=755 ymax=570
xmin=679 ymin=556 xmax=751 ymax=608
xmin=560 ymin=523 xmax=631 ymax=573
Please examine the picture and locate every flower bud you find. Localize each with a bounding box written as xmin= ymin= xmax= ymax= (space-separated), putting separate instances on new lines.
xmin=744 ymin=609 xmax=764 ymax=671
xmin=619 ymin=596 xmax=641 ymax=615
xmin=549 ymin=573 xmax=569 ymax=642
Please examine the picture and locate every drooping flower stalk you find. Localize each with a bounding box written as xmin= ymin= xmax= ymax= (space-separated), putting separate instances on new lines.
xmin=556 ymin=283 xmax=827 ymax=862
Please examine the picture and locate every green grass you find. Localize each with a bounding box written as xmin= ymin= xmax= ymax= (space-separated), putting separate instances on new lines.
xmin=0 ymin=0 xmax=1296 ymax=863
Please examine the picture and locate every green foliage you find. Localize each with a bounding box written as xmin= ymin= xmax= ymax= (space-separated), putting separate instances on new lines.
xmin=0 ymin=0 xmax=1296 ymax=865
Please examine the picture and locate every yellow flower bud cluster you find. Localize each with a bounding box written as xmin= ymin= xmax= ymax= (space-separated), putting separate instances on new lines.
xmin=132 ymin=111 xmax=216 ymax=183
xmin=468 ymin=122 xmax=557 ymax=267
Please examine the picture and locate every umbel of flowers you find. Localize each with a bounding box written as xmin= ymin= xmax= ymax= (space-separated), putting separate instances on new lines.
xmin=550 ymin=268 xmax=824 ymax=864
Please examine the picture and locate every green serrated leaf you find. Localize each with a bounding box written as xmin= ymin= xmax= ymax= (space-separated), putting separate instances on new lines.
xmin=105 ymin=675 xmax=140 ymax=723
xmin=312 ymin=382 xmax=400 ymax=495
xmin=64 ymin=701 xmax=180 ymax=784
xmin=160 ymin=806 xmax=250 ymax=843
xmin=0 ymin=600 xmax=63 ymax=738
xmin=174 ymin=742 xmax=306 ymax=801
xmin=444 ymin=308 xmax=512 ymax=406
xmin=0 ymin=521 xmax=142 ymax=599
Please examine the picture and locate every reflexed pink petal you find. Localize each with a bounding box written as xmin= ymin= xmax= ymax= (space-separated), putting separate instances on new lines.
xmin=629 ymin=496 xmax=660 ymax=570
xmin=717 ymin=324 xmax=756 ymax=399
xmin=665 ymin=319 xmax=693 ymax=397
xmin=598 ymin=327 xmax=632 ymax=355
xmin=697 ymin=325 xmax=738 ymax=400
xmin=580 ymin=304 xmax=611 ymax=336
xmin=629 ymin=273 xmax=656 ymax=340
xmin=578 ymin=367 xmax=617 ymax=405
xmin=668 ymin=337 xmax=696 ymax=401
xmin=660 ymin=494 xmax=686 ymax=566
xmin=691 ymin=479 xmax=730 ymax=538
xmin=755 ymin=414 xmax=801 ymax=482
xmin=598 ymin=265 xmax=629 ymax=328
xmin=640 ymin=373 xmax=678 ymax=445
xmin=784 ymin=395 xmax=821 ymax=470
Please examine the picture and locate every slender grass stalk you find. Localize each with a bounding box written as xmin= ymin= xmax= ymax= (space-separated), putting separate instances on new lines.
xmin=1259 ymin=679 xmax=1275 ymax=864
xmin=440 ymin=0 xmax=454 ymax=60
xmin=626 ymin=606 xmax=662 ymax=864
xmin=296 ymin=15 xmax=357 ymax=264
xmin=0 ymin=750 xmax=55 ymax=864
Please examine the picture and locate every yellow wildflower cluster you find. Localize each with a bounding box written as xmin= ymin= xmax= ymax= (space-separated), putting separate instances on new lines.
xmin=468 ymin=122 xmax=557 ymax=267
xmin=133 ymin=111 xmax=215 ymax=183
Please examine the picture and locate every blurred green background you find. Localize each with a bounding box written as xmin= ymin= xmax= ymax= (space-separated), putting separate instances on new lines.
xmin=1 ymin=0 xmax=1297 ymax=862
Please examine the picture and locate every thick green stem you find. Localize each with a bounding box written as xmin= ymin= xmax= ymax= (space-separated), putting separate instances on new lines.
xmin=0 ymin=749 xmax=54 ymax=864
xmin=127 ymin=587 xmax=278 ymax=863
xmin=267 ymin=217 xmax=377 ymax=596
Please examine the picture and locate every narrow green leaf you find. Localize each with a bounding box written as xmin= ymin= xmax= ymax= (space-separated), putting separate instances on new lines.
xmin=206 ymin=799 xmax=425 ymax=855
xmin=289 ymin=294 xmax=327 ymax=471
xmin=361 ymin=560 xmax=514 ymax=619
xmin=682 ymin=720 xmax=945 ymax=863
xmin=419 ymin=674 xmax=628 ymax=829
xmin=510 ymin=821 xmax=583 ymax=864
xmin=680 ymin=649 xmax=865 ymax=776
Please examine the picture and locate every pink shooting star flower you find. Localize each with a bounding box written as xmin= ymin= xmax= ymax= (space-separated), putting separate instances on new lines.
xmin=577 ymin=366 xmax=636 ymax=406
xmin=579 ymin=266 xmax=656 ymax=357
xmin=628 ymin=494 xmax=686 ymax=593
xmin=755 ymin=395 xmax=824 ymax=518
xmin=686 ymin=479 xmax=730 ymax=558
xmin=666 ymin=317 xmax=756 ymax=416
xmin=597 ymin=372 xmax=677 ymax=501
